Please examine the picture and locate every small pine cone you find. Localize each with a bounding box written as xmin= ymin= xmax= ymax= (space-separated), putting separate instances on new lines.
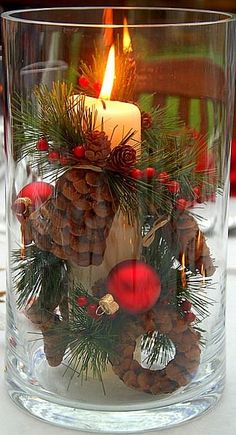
xmin=141 ymin=111 xmax=153 ymax=130
xmin=84 ymin=130 xmax=111 ymax=165
xmin=109 ymin=145 xmax=137 ymax=171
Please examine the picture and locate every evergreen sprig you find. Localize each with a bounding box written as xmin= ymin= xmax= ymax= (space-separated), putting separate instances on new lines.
xmin=12 ymin=245 xmax=67 ymax=309
xmin=141 ymin=331 xmax=176 ymax=368
xmin=56 ymin=284 xmax=124 ymax=384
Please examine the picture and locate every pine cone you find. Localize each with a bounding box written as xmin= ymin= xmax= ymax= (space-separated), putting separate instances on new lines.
xmin=141 ymin=112 xmax=153 ymax=130
xmin=84 ymin=130 xmax=111 ymax=165
xmin=29 ymin=168 xmax=116 ymax=267
xmin=169 ymin=212 xmax=215 ymax=277
xmin=109 ymin=145 xmax=137 ymax=171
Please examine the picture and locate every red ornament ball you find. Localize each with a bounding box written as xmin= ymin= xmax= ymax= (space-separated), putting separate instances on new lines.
xmin=157 ymin=171 xmax=169 ymax=183
xmin=72 ymin=145 xmax=86 ymax=159
xmin=130 ymin=168 xmax=142 ymax=179
xmin=17 ymin=181 xmax=53 ymax=209
xmin=78 ymin=75 xmax=89 ymax=89
xmin=107 ymin=260 xmax=161 ymax=314
xmin=142 ymin=167 xmax=156 ymax=179
xmin=166 ymin=180 xmax=180 ymax=194
xmin=36 ymin=137 xmax=49 ymax=151
xmin=76 ymin=295 xmax=88 ymax=307
xmin=48 ymin=151 xmax=60 ymax=162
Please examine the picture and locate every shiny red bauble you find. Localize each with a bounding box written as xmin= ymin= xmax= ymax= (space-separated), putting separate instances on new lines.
xmin=107 ymin=260 xmax=161 ymax=314
xmin=142 ymin=167 xmax=156 ymax=179
xmin=17 ymin=181 xmax=53 ymax=209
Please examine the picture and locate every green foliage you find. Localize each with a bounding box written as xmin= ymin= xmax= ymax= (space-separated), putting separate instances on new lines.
xmin=141 ymin=331 xmax=175 ymax=368
xmin=12 ymin=245 xmax=67 ymax=309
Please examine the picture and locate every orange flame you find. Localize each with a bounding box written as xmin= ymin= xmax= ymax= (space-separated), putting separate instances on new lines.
xmin=123 ymin=17 xmax=132 ymax=53
xmin=181 ymin=253 xmax=187 ymax=288
xmin=99 ymin=45 xmax=115 ymax=100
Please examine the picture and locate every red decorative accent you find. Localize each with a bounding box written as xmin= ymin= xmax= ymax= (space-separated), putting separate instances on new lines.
xmin=107 ymin=260 xmax=161 ymax=314
xmin=142 ymin=167 xmax=156 ymax=179
xmin=157 ymin=171 xmax=169 ymax=183
xmin=193 ymin=186 xmax=201 ymax=198
xmin=17 ymin=182 xmax=53 ymax=209
xmin=176 ymin=198 xmax=188 ymax=210
xmin=48 ymin=151 xmax=60 ymax=162
xmin=72 ymin=145 xmax=86 ymax=159
xmin=180 ymin=300 xmax=192 ymax=312
xmin=183 ymin=312 xmax=196 ymax=323
xmin=76 ymin=295 xmax=89 ymax=307
xmin=60 ymin=156 xmax=70 ymax=166
xmin=87 ymin=303 xmax=99 ymax=318
xmin=36 ymin=138 xmax=49 ymax=151
xmin=78 ymin=75 xmax=89 ymax=89
xmin=166 ymin=180 xmax=180 ymax=194
xmin=130 ymin=168 xmax=142 ymax=179
xmin=93 ymin=81 xmax=101 ymax=96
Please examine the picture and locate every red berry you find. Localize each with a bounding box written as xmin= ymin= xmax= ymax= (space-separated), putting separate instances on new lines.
xmin=183 ymin=312 xmax=196 ymax=323
xmin=130 ymin=168 xmax=142 ymax=179
xmin=157 ymin=171 xmax=169 ymax=183
xmin=76 ymin=295 xmax=88 ymax=307
xmin=142 ymin=167 xmax=156 ymax=179
xmin=193 ymin=186 xmax=201 ymax=198
xmin=36 ymin=138 xmax=49 ymax=151
xmin=180 ymin=300 xmax=192 ymax=312
xmin=78 ymin=75 xmax=89 ymax=89
xmin=87 ymin=303 xmax=99 ymax=318
xmin=93 ymin=81 xmax=101 ymax=96
xmin=60 ymin=156 xmax=70 ymax=166
xmin=166 ymin=180 xmax=180 ymax=194
xmin=48 ymin=151 xmax=60 ymax=162
xmin=72 ymin=145 xmax=85 ymax=159
xmin=176 ymin=198 xmax=188 ymax=210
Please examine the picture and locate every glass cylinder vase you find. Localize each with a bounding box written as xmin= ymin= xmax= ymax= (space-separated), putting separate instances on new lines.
xmin=2 ymin=7 xmax=236 ymax=432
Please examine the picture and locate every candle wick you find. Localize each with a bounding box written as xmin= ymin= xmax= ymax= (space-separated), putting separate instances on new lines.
xmin=101 ymin=99 xmax=107 ymax=110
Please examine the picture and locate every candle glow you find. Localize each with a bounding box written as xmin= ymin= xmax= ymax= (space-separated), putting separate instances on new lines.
xmin=123 ymin=17 xmax=132 ymax=53
xmin=99 ymin=45 xmax=115 ymax=100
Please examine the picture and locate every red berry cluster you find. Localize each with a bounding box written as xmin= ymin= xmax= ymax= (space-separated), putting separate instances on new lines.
xmin=180 ymin=300 xmax=196 ymax=323
xmin=76 ymin=295 xmax=99 ymax=320
xmin=78 ymin=75 xmax=101 ymax=97
xmin=36 ymin=138 xmax=86 ymax=166
xmin=130 ymin=167 xmax=202 ymax=211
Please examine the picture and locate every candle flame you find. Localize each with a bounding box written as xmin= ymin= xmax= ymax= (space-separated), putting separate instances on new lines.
xmin=99 ymin=45 xmax=115 ymax=100
xmin=123 ymin=17 xmax=132 ymax=53
xmin=181 ymin=253 xmax=187 ymax=288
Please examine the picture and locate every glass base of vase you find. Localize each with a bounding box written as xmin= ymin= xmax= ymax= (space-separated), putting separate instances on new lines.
xmin=6 ymin=371 xmax=224 ymax=433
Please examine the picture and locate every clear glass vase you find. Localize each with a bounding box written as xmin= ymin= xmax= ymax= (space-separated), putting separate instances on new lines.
xmin=2 ymin=7 xmax=236 ymax=432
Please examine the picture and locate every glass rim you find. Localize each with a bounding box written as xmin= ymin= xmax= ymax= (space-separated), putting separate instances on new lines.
xmin=2 ymin=6 xmax=236 ymax=28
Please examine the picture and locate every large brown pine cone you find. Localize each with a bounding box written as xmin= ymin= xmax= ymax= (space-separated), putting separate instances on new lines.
xmin=29 ymin=168 xmax=116 ymax=267
xmin=84 ymin=130 xmax=111 ymax=165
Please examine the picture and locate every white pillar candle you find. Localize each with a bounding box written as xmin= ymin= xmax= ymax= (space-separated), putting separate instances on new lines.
xmin=83 ymin=96 xmax=141 ymax=151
